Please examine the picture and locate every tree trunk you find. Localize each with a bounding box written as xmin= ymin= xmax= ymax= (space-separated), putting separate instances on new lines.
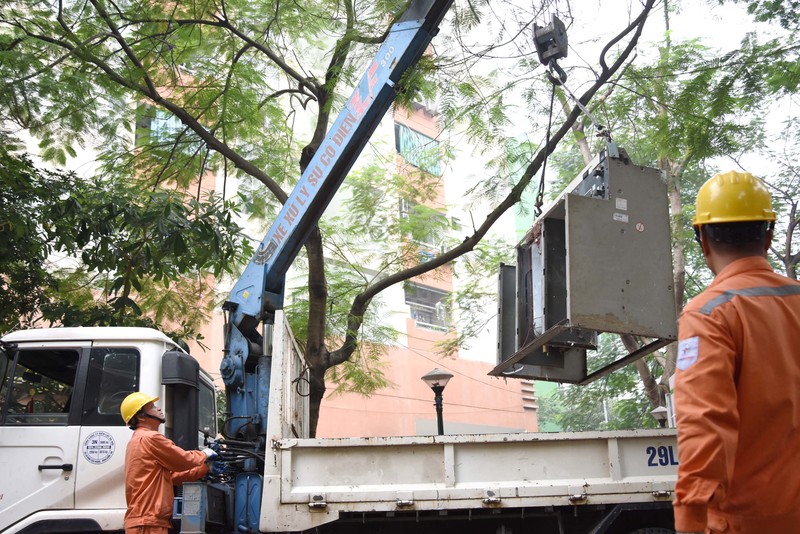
xmin=661 ymin=167 xmax=687 ymax=386
xmin=777 ymin=202 xmax=798 ymax=280
xmin=303 ymin=226 xmax=329 ymax=438
xmin=306 ymin=349 xmax=329 ymax=438
xmin=621 ymin=334 xmax=663 ymax=409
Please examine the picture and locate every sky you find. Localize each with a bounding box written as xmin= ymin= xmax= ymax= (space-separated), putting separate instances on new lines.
xmin=567 ymin=0 xmax=792 ymax=175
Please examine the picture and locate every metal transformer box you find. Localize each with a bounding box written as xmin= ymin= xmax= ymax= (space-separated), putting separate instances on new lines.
xmin=493 ymin=147 xmax=677 ymax=383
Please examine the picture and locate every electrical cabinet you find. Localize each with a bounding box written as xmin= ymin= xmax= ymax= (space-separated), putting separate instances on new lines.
xmin=494 ymin=146 xmax=677 ymax=383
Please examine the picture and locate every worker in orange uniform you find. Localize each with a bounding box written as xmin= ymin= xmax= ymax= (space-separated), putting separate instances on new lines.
xmin=120 ymin=392 xmax=217 ymax=534
xmin=672 ymin=171 xmax=800 ymax=534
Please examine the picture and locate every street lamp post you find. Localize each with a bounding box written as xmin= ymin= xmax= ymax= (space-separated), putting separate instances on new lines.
xmin=650 ymin=406 xmax=669 ymax=428
xmin=421 ymin=368 xmax=453 ymax=436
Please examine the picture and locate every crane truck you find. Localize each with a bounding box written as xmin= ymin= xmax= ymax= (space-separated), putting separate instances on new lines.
xmin=0 ymin=0 xmax=680 ymax=532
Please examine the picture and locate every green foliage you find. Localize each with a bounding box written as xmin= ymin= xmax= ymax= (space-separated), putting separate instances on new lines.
xmin=0 ymin=0 xmax=319 ymax=194
xmin=285 ymin=258 xmax=395 ymax=395
xmin=3 ymin=0 xmax=794 ymax=424
xmin=436 ymin=235 xmax=514 ymax=357
xmin=761 ymin=117 xmax=800 ymax=279
xmin=722 ymin=0 xmax=800 ymax=30
xmin=546 ymin=137 xmax=595 ymax=198
xmin=216 ymin=387 xmax=228 ymax=433
xmin=537 ymin=335 xmax=662 ymax=431
xmin=321 ymin=160 xmax=460 ymax=277
xmin=1 ymin=0 xmax=450 ymax=403
xmin=0 ymin=145 xmax=250 ymax=337
xmin=601 ymin=39 xmax=762 ymax=167
xmin=324 ymin=340 xmax=394 ymax=397
xmin=395 ymin=55 xmax=440 ymax=110
xmin=439 ymin=73 xmax=515 ymax=151
xmin=470 ymin=136 xmax=540 ymax=208
xmin=0 ymin=147 xmax=59 ymax=332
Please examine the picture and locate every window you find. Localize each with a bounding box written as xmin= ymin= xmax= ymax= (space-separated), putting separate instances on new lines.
xmin=400 ymin=198 xmax=445 ymax=250
xmin=395 ymin=123 xmax=441 ymax=176
xmin=136 ymin=105 xmax=203 ymax=154
xmin=82 ymin=348 xmax=139 ymax=426
xmin=0 ymin=348 xmax=79 ymax=425
xmin=405 ymin=283 xmax=450 ymax=331
xmin=198 ymin=381 xmax=216 ymax=436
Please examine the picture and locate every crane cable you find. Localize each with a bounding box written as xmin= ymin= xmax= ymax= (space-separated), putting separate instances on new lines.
xmin=534 ymin=82 xmax=557 ymax=217
xmin=533 ymin=39 xmax=613 ymax=217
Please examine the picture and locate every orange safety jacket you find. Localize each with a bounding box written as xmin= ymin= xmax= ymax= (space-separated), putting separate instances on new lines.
xmin=673 ymin=256 xmax=800 ymax=533
xmin=124 ymin=427 xmax=209 ymax=529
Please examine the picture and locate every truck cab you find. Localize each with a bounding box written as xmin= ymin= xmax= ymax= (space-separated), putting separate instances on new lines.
xmin=0 ymin=327 xmax=217 ymax=534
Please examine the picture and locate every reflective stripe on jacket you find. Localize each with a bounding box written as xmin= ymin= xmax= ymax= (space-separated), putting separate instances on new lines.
xmin=673 ymin=256 xmax=800 ymax=533
xmin=124 ymin=427 xmax=209 ymax=529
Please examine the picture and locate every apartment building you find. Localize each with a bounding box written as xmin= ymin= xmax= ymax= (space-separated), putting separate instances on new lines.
xmin=313 ymin=103 xmax=537 ymax=437
xmin=127 ymin=79 xmax=538 ymax=437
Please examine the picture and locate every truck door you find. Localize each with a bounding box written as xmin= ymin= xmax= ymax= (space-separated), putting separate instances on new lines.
xmin=73 ymin=347 xmax=139 ymax=513
xmin=0 ymin=343 xmax=82 ymax=528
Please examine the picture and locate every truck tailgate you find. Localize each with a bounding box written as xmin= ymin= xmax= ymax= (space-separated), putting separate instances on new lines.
xmin=261 ymin=429 xmax=677 ymax=532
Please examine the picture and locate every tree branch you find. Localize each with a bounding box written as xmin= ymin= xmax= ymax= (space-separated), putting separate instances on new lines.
xmin=25 ymin=10 xmax=291 ymax=202
xmin=329 ymin=0 xmax=657 ymax=367
xmin=86 ymin=0 xmax=160 ymax=97
xmin=112 ymin=10 xmax=321 ymax=98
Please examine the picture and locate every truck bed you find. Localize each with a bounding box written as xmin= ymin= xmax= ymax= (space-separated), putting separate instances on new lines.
xmin=263 ymin=429 xmax=677 ymax=531
xmin=261 ymin=314 xmax=677 ymax=532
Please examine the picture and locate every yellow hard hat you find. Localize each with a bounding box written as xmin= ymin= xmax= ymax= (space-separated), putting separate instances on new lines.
xmin=120 ymin=392 xmax=159 ymax=424
xmin=693 ymin=170 xmax=776 ymax=227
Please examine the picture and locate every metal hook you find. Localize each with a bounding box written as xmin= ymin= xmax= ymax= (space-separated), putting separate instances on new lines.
xmin=547 ymin=59 xmax=568 ymax=85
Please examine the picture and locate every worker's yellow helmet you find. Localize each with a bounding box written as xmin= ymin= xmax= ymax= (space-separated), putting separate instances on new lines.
xmin=120 ymin=392 xmax=159 ymax=424
xmin=693 ymin=170 xmax=776 ymax=227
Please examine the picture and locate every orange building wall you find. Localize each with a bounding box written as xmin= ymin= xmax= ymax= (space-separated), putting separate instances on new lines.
xmin=316 ymin=319 xmax=537 ymax=437
xmin=316 ymin=104 xmax=536 ymax=437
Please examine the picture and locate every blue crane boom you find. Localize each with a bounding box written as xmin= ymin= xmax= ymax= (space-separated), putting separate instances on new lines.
xmin=226 ymin=0 xmax=454 ymax=337
xmin=216 ymin=1 xmax=454 ymax=527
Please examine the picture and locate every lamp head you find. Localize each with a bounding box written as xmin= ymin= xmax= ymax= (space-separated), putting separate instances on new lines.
xmin=421 ymin=368 xmax=453 ymax=390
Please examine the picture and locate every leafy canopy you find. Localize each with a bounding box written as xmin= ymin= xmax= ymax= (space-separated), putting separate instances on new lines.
xmin=0 ymin=143 xmax=251 ymax=338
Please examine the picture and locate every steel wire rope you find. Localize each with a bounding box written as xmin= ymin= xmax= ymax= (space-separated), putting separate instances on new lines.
xmin=533 ymin=75 xmax=557 ymax=217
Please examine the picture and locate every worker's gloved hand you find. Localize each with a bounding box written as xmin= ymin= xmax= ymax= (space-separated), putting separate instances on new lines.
xmin=209 ymin=461 xmax=226 ymax=476
xmin=201 ymin=448 xmax=218 ymax=461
